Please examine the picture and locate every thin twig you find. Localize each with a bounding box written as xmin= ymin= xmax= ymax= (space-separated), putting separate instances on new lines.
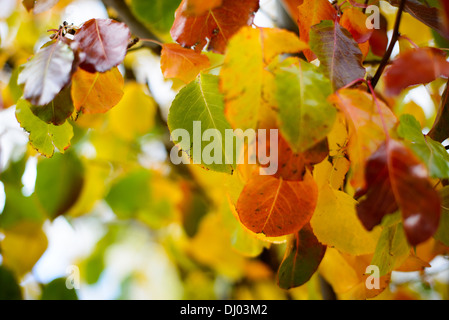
xmin=371 ymin=0 xmax=407 ymax=89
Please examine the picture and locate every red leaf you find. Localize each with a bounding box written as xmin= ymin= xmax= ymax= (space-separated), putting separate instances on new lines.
xmin=170 ymin=0 xmax=260 ymax=54
xmin=73 ymin=19 xmax=131 ymax=73
xmin=369 ymin=14 xmax=388 ymax=57
xmin=236 ymin=172 xmax=318 ymax=237
xmin=277 ymin=223 xmax=326 ymax=289
xmin=384 ymin=48 xmax=449 ymax=96
xmin=356 ymin=140 xmax=441 ymax=246
xmin=340 ymin=7 xmax=373 ymax=44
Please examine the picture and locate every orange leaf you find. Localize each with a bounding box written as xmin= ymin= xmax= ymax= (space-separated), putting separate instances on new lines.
xmin=340 ymin=8 xmax=373 ymax=44
xmin=71 ymin=67 xmax=124 ymax=114
xmin=183 ymin=0 xmax=223 ymax=16
xmin=161 ymin=43 xmax=210 ymax=83
xmin=170 ymin=0 xmax=260 ymax=53
xmin=297 ymin=0 xmax=337 ymax=61
xmin=236 ymin=171 xmax=318 ymax=237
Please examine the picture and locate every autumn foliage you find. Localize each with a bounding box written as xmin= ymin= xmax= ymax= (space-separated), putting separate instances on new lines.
xmin=1 ymin=0 xmax=449 ymax=300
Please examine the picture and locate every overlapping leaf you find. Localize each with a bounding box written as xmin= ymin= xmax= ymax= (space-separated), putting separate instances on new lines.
xmin=236 ymin=171 xmax=318 ymax=237
xmin=131 ymin=0 xmax=180 ymax=33
xmin=170 ymin=0 xmax=260 ymax=53
xmin=356 ymin=139 xmax=441 ymax=246
xmin=220 ymin=27 xmax=307 ymax=131
xmin=71 ymin=67 xmax=124 ymax=114
xmin=18 ymin=41 xmax=74 ymax=106
xmin=15 ymin=99 xmax=73 ymax=157
xmin=397 ymin=114 xmax=449 ymax=179
xmin=168 ymin=73 xmax=235 ymax=174
xmin=384 ymin=47 xmax=449 ymax=96
xmin=329 ymin=88 xmax=397 ymax=188
xmin=72 ymin=19 xmax=130 ymax=73
xmin=309 ymin=20 xmax=366 ymax=90
xmin=29 ymin=85 xmax=73 ymax=125
xmin=297 ymin=0 xmax=337 ymax=62
xmin=274 ymin=58 xmax=336 ymax=152
xmin=277 ymin=224 xmax=326 ymax=289
xmin=161 ymin=43 xmax=210 ymax=83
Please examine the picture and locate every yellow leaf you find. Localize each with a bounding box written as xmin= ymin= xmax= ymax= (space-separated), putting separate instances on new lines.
xmin=108 ymin=82 xmax=156 ymax=141
xmin=1 ymin=222 xmax=48 ymax=277
xmin=220 ymin=26 xmax=307 ymax=130
xmin=311 ymin=184 xmax=381 ymax=255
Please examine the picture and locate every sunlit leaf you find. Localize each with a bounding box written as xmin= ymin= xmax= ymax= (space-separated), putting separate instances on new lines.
xmin=168 ymin=73 xmax=235 ymax=174
xmin=18 ymin=41 xmax=74 ymax=106
xmin=131 ymin=0 xmax=180 ymax=33
xmin=161 ymin=43 xmax=210 ymax=84
xmin=71 ymin=67 xmax=124 ymax=114
xmin=171 ymin=0 xmax=260 ymax=54
xmin=15 ymin=99 xmax=74 ymax=157
xmin=236 ymin=171 xmax=318 ymax=237
xmin=311 ymin=184 xmax=381 ymax=255
xmin=275 ymin=58 xmax=336 ymax=152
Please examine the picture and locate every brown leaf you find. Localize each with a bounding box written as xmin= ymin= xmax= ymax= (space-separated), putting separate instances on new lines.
xmin=161 ymin=43 xmax=210 ymax=83
xmin=369 ymin=14 xmax=388 ymax=57
xmin=236 ymin=171 xmax=318 ymax=237
xmin=170 ymin=0 xmax=260 ymax=54
xmin=356 ymin=140 xmax=441 ymax=246
xmin=384 ymin=48 xmax=449 ymax=96
xmin=73 ymin=19 xmax=131 ymax=73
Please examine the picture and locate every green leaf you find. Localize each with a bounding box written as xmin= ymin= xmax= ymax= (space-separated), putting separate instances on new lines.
xmin=371 ymin=222 xmax=410 ymax=276
xmin=397 ymin=114 xmax=449 ymax=179
xmin=168 ymin=73 xmax=235 ymax=174
xmin=41 ymin=278 xmax=78 ymax=300
xmin=131 ymin=0 xmax=180 ymax=33
xmin=0 ymin=188 xmax=45 ymax=229
xmin=29 ymin=85 xmax=74 ymax=126
xmin=435 ymin=186 xmax=449 ymax=246
xmin=277 ymin=224 xmax=326 ymax=289
xmin=275 ymin=58 xmax=336 ymax=152
xmin=309 ymin=20 xmax=366 ymax=90
xmin=35 ymin=152 xmax=84 ymax=220
xmin=0 ymin=266 xmax=23 ymax=300
xmin=105 ymin=169 xmax=152 ymax=220
xmin=15 ymin=99 xmax=73 ymax=157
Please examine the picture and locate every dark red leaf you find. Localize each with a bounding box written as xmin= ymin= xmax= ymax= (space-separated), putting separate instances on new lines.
xmin=369 ymin=14 xmax=388 ymax=57
xmin=73 ymin=19 xmax=131 ymax=73
xmin=428 ymin=79 xmax=449 ymax=142
xmin=277 ymin=223 xmax=326 ymax=289
xmin=170 ymin=0 xmax=260 ymax=54
xmin=384 ymin=47 xmax=449 ymax=96
xmin=356 ymin=139 xmax=441 ymax=246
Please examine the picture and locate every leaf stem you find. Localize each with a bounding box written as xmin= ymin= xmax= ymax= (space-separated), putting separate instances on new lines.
xmin=367 ymin=79 xmax=391 ymax=140
xmin=371 ymin=0 xmax=407 ymax=89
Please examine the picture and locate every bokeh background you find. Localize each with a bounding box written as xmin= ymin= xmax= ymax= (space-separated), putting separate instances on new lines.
xmin=0 ymin=0 xmax=448 ymax=300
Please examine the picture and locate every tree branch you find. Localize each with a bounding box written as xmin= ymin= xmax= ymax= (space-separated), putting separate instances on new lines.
xmin=371 ymin=0 xmax=406 ymax=89
xmin=100 ymin=0 xmax=162 ymax=55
